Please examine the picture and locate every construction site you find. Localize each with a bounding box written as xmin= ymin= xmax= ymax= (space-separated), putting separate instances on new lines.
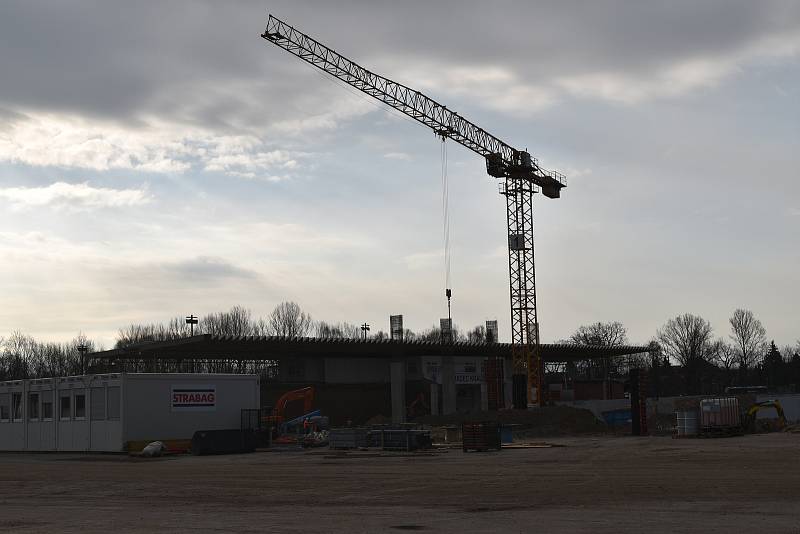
xmin=2 ymin=9 xmax=799 ymax=534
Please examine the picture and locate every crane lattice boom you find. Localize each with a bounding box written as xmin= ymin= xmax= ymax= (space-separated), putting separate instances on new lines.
xmin=261 ymin=14 xmax=567 ymax=407
xmin=262 ymin=15 xmax=565 ymax=197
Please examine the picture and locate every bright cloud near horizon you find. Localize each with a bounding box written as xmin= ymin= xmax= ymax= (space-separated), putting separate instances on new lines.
xmin=1 ymin=0 xmax=798 ymax=349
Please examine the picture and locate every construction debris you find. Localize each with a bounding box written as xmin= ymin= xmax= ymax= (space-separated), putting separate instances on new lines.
xmin=140 ymin=441 xmax=166 ymax=458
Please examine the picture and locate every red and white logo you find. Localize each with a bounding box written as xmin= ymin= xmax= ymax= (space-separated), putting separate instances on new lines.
xmin=171 ymin=385 xmax=216 ymax=411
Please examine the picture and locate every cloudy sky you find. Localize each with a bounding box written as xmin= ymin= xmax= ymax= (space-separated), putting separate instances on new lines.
xmin=1 ymin=0 xmax=798 ymax=348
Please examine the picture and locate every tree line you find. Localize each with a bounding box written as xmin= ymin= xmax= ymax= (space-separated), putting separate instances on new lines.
xmin=115 ymin=302 xmax=497 ymax=347
xmin=0 ymin=302 xmax=489 ymax=380
xmin=2 ymin=303 xmax=798 ymax=393
xmin=653 ymin=309 xmax=800 ymax=394
xmin=560 ymin=309 xmax=800 ymax=395
xmin=0 ymin=331 xmax=96 ymax=381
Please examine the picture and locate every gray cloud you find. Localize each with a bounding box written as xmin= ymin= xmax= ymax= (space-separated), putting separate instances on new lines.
xmin=162 ymin=256 xmax=260 ymax=283
xmin=1 ymin=1 xmax=797 ymax=129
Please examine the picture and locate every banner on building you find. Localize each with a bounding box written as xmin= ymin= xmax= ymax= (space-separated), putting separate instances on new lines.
xmin=171 ymin=385 xmax=216 ymax=412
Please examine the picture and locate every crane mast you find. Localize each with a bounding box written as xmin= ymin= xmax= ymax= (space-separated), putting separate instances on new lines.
xmin=261 ymin=15 xmax=566 ymax=407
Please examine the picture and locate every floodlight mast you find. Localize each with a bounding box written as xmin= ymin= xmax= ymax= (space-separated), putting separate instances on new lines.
xmin=261 ymin=14 xmax=566 ymax=407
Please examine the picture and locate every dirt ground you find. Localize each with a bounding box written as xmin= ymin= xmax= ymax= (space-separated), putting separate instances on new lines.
xmin=417 ymin=405 xmax=609 ymax=437
xmin=1 ymin=433 xmax=799 ymax=533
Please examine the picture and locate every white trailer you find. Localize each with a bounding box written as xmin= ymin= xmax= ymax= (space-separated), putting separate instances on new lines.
xmin=0 ymin=373 xmax=259 ymax=452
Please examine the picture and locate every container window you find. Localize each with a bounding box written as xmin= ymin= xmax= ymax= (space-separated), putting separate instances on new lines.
xmin=74 ymin=391 xmax=86 ymax=419
xmin=107 ymin=387 xmax=120 ymax=420
xmin=12 ymin=392 xmax=22 ymax=420
xmin=28 ymin=392 xmax=39 ymax=421
xmin=60 ymin=394 xmax=71 ymax=419
xmin=41 ymin=391 xmax=53 ymax=420
xmin=0 ymin=393 xmax=9 ymax=421
xmin=90 ymin=387 xmax=105 ymax=420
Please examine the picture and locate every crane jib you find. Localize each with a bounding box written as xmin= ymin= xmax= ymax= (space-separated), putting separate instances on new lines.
xmin=261 ymin=15 xmax=565 ymax=195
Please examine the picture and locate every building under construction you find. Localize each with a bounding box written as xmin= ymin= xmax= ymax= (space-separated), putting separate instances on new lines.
xmin=90 ymin=335 xmax=652 ymax=425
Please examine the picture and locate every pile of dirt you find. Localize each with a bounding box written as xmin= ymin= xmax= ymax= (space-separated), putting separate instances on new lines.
xmin=415 ymin=405 xmax=608 ymax=437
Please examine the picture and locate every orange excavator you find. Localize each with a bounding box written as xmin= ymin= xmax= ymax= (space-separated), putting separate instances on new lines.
xmin=261 ymin=386 xmax=316 ymax=438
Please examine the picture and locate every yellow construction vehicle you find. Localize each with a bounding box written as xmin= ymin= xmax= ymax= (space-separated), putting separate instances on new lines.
xmin=743 ymin=400 xmax=787 ymax=433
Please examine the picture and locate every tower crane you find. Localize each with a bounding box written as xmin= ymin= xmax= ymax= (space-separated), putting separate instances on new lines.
xmin=261 ymin=15 xmax=566 ymax=407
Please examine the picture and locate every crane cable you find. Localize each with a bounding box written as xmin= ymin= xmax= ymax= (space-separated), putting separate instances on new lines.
xmin=441 ymin=136 xmax=452 ymax=313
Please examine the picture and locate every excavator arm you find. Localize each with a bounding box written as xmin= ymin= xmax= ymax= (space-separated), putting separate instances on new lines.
xmin=273 ymin=386 xmax=315 ymax=418
xmin=745 ymin=400 xmax=786 ymax=432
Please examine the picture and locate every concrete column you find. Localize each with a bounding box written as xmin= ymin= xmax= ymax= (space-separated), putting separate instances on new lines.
xmin=53 ymin=378 xmax=59 ymax=451
xmin=503 ymin=357 xmax=514 ymax=409
xmin=86 ymin=376 xmax=92 ymax=452
xmin=390 ymin=361 xmax=406 ymax=424
xmin=22 ymin=379 xmax=28 ymax=451
xmin=441 ymin=356 xmax=457 ymax=415
xmin=430 ymin=383 xmax=439 ymax=416
xmin=120 ymin=373 xmax=127 ymax=451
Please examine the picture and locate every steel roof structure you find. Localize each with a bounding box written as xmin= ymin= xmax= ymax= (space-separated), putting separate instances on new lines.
xmin=91 ymin=335 xmax=653 ymax=362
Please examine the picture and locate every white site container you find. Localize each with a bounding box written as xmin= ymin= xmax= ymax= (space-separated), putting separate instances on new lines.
xmin=0 ymin=373 xmax=259 ymax=452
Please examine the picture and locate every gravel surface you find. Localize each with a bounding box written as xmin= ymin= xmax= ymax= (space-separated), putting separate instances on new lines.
xmin=1 ymin=433 xmax=798 ymax=533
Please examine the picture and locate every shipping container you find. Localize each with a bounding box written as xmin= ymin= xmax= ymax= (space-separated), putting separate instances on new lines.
xmin=699 ymin=397 xmax=740 ymax=430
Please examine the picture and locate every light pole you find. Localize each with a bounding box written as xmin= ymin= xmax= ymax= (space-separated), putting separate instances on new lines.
xmin=361 ymin=323 xmax=370 ymax=340
xmin=77 ymin=344 xmax=88 ymax=375
xmin=185 ymin=315 xmax=198 ymax=336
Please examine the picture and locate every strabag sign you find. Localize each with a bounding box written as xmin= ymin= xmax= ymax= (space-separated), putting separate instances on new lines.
xmin=171 ymin=385 xmax=216 ymax=412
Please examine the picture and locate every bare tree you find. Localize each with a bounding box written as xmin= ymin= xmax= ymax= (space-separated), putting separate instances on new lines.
xmin=201 ymin=306 xmax=254 ymax=336
xmin=268 ymin=301 xmax=312 ymax=337
xmin=781 ymin=343 xmax=799 ymax=363
xmin=417 ymin=324 xmax=463 ymax=343
xmin=570 ymin=322 xmax=628 ymax=346
xmin=116 ymin=323 xmax=160 ymax=347
xmin=3 ymin=330 xmax=35 ymax=379
xmin=372 ymin=330 xmax=388 ymax=341
xmin=569 ymin=321 xmax=628 ymax=380
xmin=709 ymin=339 xmax=737 ymax=372
xmin=0 ymin=331 xmax=97 ymax=380
xmin=166 ymin=316 xmax=191 ymax=338
xmin=315 ymin=321 xmax=360 ymax=339
xmin=116 ymin=317 xmax=190 ymax=348
xmin=657 ymin=314 xmax=714 ymax=394
xmin=729 ymin=309 xmax=767 ymax=374
xmin=467 ymin=325 xmax=486 ymax=343
xmin=708 ymin=338 xmax=737 ymax=385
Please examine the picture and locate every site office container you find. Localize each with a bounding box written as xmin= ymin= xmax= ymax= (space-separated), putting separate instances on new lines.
xmin=699 ymin=397 xmax=740 ymax=429
xmin=0 ymin=373 xmax=259 ymax=452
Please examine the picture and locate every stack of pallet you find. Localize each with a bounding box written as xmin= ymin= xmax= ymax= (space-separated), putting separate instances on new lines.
xmin=462 ymin=421 xmax=502 ymax=452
